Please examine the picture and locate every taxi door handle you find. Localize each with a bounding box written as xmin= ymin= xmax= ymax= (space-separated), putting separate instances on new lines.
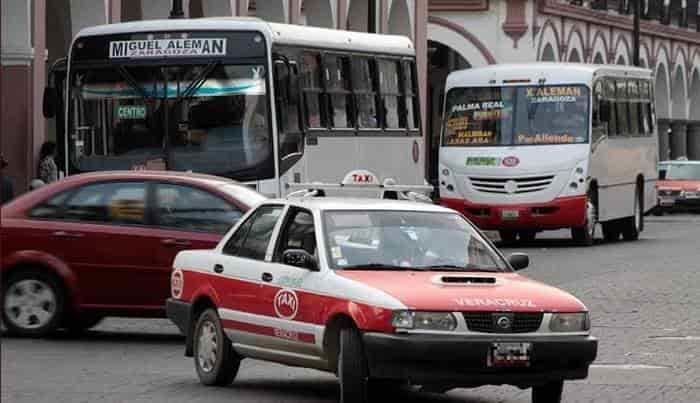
xmin=52 ymin=231 xmax=84 ymax=239
xmin=261 ymin=272 xmax=273 ymax=282
xmin=213 ymin=264 xmax=224 ymax=274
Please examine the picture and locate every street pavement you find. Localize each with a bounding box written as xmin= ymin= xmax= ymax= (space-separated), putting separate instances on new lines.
xmin=3 ymin=214 xmax=700 ymax=403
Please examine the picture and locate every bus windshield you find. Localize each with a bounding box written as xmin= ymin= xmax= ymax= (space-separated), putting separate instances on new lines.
xmin=69 ymin=63 xmax=271 ymax=177
xmin=442 ymin=85 xmax=589 ymax=147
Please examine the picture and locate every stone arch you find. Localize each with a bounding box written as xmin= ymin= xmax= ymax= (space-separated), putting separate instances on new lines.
xmin=671 ymin=64 xmax=688 ymax=120
xmin=590 ymin=30 xmax=609 ymax=64
xmin=655 ymin=42 xmax=672 ymax=70
xmin=640 ymin=41 xmax=651 ymax=68
xmin=655 ymin=62 xmax=671 ymax=119
xmin=255 ymin=0 xmax=287 ymax=22
xmin=388 ymin=0 xmax=412 ymax=38
xmin=347 ymin=0 xmax=368 ymax=31
xmin=428 ymin=17 xmax=496 ymax=66
xmin=541 ymin=43 xmax=556 ymax=62
xmin=537 ymin=19 xmax=560 ymax=62
xmin=565 ymin=25 xmax=585 ymax=63
xmin=569 ymin=48 xmax=582 ymax=63
xmin=614 ymin=34 xmax=631 ymax=65
xmin=302 ymin=0 xmax=334 ymax=28
xmin=689 ymin=68 xmax=700 ymax=120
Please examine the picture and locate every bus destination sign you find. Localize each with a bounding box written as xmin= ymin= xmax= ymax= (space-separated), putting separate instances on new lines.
xmin=110 ymin=38 xmax=227 ymax=59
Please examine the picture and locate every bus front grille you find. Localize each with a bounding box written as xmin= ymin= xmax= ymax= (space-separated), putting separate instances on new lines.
xmin=468 ymin=175 xmax=555 ymax=194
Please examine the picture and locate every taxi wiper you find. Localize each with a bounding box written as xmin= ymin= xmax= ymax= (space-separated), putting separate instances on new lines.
xmin=418 ymin=264 xmax=499 ymax=273
xmin=340 ymin=263 xmax=405 ymax=271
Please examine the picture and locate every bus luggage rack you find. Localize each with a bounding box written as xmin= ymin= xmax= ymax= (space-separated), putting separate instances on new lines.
xmin=286 ymin=182 xmax=435 ymax=203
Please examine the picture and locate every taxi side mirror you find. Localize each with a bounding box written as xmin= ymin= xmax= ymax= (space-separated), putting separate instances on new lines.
xmin=508 ymin=253 xmax=529 ymax=271
xmin=659 ymin=169 xmax=667 ymax=180
xmin=283 ymin=249 xmax=319 ymax=271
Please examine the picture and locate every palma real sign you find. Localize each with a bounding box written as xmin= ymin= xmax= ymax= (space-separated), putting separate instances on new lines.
xmin=109 ymin=38 xmax=227 ymax=59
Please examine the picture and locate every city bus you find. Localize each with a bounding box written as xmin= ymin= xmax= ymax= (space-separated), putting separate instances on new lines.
xmin=438 ymin=63 xmax=658 ymax=245
xmin=43 ymin=18 xmax=426 ymax=198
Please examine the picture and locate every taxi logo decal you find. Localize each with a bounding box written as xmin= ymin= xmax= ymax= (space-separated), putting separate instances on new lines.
xmin=274 ymin=289 xmax=299 ymax=319
xmin=171 ymin=269 xmax=184 ymax=299
xmin=502 ymin=156 xmax=520 ymax=167
xmin=454 ymin=298 xmax=536 ymax=308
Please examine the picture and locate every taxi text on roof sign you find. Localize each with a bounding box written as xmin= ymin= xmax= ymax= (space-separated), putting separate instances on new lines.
xmin=110 ymin=38 xmax=227 ymax=59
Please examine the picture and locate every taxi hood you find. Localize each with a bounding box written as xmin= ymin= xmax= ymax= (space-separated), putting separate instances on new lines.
xmin=336 ymin=271 xmax=586 ymax=312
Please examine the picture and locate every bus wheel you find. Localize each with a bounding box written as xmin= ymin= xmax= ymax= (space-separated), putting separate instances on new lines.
xmin=602 ymin=222 xmax=621 ymax=242
xmin=571 ymin=199 xmax=596 ymax=246
xmin=622 ymin=185 xmax=643 ymax=241
xmin=499 ymin=230 xmax=517 ymax=245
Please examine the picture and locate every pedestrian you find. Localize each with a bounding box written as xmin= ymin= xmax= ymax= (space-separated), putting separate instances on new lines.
xmin=1 ymin=155 xmax=14 ymax=204
xmin=38 ymin=141 xmax=58 ymax=184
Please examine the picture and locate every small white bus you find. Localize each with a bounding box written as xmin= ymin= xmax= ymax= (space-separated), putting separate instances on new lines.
xmin=438 ymin=63 xmax=658 ymax=245
xmin=44 ymin=17 xmax=426 ymax=198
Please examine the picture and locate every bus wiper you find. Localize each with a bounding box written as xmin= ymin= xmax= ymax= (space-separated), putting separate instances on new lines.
xmin=177 ymin=61 xmax=220 ymax=101
xmin=117 ymin=66 xmax=152 ymax=99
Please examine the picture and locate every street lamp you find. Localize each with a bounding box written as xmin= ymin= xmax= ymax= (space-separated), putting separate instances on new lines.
xmin=633 ymin=0 xmax=641 ymax=66
xmin=170 ymin=0 xmax=185 ymax=19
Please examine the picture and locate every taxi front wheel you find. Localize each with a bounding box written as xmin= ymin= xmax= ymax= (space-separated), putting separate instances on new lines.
xmin=193 ymin=308 xmax=240 ymax=386
xmin=532 ymin=380 xmax=563 ymax=403
xmin=338 ymin=327 xmax=369 ymax=403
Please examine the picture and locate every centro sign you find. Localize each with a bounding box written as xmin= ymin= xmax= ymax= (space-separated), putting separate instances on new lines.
xmin=273 ymin=289 xmax=299 ymax=319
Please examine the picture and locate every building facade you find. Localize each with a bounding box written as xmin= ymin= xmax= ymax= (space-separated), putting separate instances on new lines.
xmin=1 ymin=0 xmax=698 ymax=192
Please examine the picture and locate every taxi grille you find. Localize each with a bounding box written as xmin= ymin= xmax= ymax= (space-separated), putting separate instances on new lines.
xmin=462 ymin=312 xmax=544 ymax=333
xmin=469 ymin=175 xmax=555 ymax=194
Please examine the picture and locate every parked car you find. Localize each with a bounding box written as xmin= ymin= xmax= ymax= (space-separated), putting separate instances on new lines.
xmin=655 ymin=160 xmax=700 ymax=214
xmin=1 ymin=171 xmax=266 ymax=336
xmin=167 ymin=196 xmax=597 ymax=403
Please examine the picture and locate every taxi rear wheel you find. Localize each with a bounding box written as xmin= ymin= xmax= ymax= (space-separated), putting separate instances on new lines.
xmin=338 ymin=327 xmax=369 ymax=403
xmin=193 ymin=308 xmax=240 ymax=386
xmin=532 ymin=380 xmax=563 ymax=403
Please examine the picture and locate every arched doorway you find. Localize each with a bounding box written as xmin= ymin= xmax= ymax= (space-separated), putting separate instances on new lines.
xmin=593 ymin=52 xmax=605 ymax=64
xmin=541 ymin=44 xmax=556 ymax=61
xmin=303 ymin=0 xmax=334 ymax=28
xmin=388 ymin=0 xmax=411 ymax=38
xmin=426 ymin=40 xmax=470 ymax=183
xmin=569 ymin=49 xmax=582 ymax=63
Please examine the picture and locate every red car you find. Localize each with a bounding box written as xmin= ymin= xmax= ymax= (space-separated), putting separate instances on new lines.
xmin=1 ymin=171 xmax=266 ymax=336
xmin=655 ymin=160 xmax=700 ymax=214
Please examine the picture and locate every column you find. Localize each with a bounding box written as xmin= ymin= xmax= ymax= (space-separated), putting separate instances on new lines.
xmin=657 ymin=119 xmax=672 ymax=161
xmin=687 ymin=121 xmax=700 ymax=160
xmin=670 ymin=120 xmax=688 ymax=160
xmin=1 ymin=0 xmax=33 ymax=194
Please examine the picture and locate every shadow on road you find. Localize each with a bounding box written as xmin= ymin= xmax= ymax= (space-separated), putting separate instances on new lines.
xmin=227 ymin=379 xmax=498 ymax=403
xmin=497 ymin=236 xmax=661 ymax=250
xmin=1 ymin=329 xmax=184 ymax=344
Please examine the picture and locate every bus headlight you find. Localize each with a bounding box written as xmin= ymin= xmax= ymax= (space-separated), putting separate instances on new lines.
xmin=392 ymin=311 xmax=457 ymax=331
xmin=563 ymin=160 xmax=588 ymax=195
xmin=549 ymin=312 xmax=590 ymax=332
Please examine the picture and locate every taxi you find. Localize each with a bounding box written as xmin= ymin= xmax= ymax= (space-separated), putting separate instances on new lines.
xmin=655 ymin=160 xmax=700 ymax=214
xmin=166 ymin=195 xmax=597 ymax=403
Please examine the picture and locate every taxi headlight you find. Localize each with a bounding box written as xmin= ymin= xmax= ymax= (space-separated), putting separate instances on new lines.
xmin=549 ymin=313 xmax=590 ymax=332
xmin=392 ymin=311 xmax=457 ymax=331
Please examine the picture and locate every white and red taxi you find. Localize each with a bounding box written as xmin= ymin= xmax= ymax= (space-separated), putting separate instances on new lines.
xmin=166 ymin=197 xmax=597 ymax=403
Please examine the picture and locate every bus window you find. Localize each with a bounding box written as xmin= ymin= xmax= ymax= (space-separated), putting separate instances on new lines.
xmin=403 ymin=60 xmax=419 ymax=131
xmin=592 ymin=81 xmax=607 ymax=142
xmin=640 ymin=80 xmax=653 ymax=136
xmin=615 ymin=79 xmax=630 ymax=136
xmin=603 ymin=79 xmax=618 ymax=136
xmin=325 ymin=54 xmax=353 ymax=129
xmin=378 ymin=59 xmax=402 ymax=129
xmin=274 ymin=58 xmax=304 ymax=175
xmin=301 ymin=52 xmax=325 ymax=129
xmin=352 ymin=57 xmax=380 ymax=129
xmin=627 ymin=80 xmax=640 ymax=136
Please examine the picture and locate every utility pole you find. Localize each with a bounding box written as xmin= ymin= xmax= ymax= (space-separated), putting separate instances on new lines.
xmin=632 ymin=0 xmax=641 ymax=66
xmin=170 ymin=0 xmax=185 ymax=19
xmin=367 ymin=0 xmax=376 ymax=33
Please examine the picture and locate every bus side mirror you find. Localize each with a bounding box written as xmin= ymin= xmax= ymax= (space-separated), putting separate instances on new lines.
xmin=287 ymin=61 xmax=300 ymax=102
xmin=43 ymin=86 xmax=58 ymax=118
xmin=599 ymin=101 xmax=611 ymax=123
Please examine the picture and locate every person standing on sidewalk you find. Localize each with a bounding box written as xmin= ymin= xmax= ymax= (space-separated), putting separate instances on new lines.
xmin=38 ymin=141 xmax=58 ymax=184
xmin=1 ymin=155 xmax=14 ymax=204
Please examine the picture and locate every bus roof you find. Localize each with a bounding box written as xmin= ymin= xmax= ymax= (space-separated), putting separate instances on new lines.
xmin=74 ymin=17 xmax=415 ymax=57
xmin=445 ymin=63 xmax=652 ymax=90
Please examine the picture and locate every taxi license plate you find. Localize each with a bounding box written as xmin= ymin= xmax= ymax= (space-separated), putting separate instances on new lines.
xmin=487 ymin=342 xmax=532 ymax=368
xmin=501 ymin=210 xmax=519 ymax=220
xmin=659 ymin=198 xmax=675 ymax=206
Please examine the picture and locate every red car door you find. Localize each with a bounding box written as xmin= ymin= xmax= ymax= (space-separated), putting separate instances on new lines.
xmin=57 ymin=181 xmax=158 ymax=309
xmin=149 ymin=182 xmax=246 ymax=308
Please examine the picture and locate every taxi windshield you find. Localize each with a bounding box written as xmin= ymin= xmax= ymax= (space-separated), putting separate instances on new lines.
xmin=323 ymin=210 xmax=508 ymax=272
xmin=665 ymin=164 xmax=700 ymax=180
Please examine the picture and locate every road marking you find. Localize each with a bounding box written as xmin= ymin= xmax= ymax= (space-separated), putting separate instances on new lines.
xmin=590 ymin=364 xmax=670 ymax=370
xmin=650 ymin=335 xmax=700 ymax=341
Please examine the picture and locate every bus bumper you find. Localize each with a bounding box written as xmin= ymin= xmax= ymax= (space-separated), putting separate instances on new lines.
xmin=440 ymin=195 xmax=587 ymax=230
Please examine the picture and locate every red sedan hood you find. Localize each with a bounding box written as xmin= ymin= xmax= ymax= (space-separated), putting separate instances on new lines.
xmin=658 ymin=180 xmax=700 ymax=190
xmin=337 ymin=271 xmax=586 ymax=312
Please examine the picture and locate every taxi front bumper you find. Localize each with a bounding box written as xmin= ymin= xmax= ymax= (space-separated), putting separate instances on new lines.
xmin=362 ymin=332 xmax=597 ymax=387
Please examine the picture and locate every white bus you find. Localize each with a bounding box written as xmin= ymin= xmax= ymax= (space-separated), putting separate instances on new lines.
xmin=44 ymin=18 xmax=425 ymax=197
xmin=438 ymin=63 xmax=658 ymax=245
